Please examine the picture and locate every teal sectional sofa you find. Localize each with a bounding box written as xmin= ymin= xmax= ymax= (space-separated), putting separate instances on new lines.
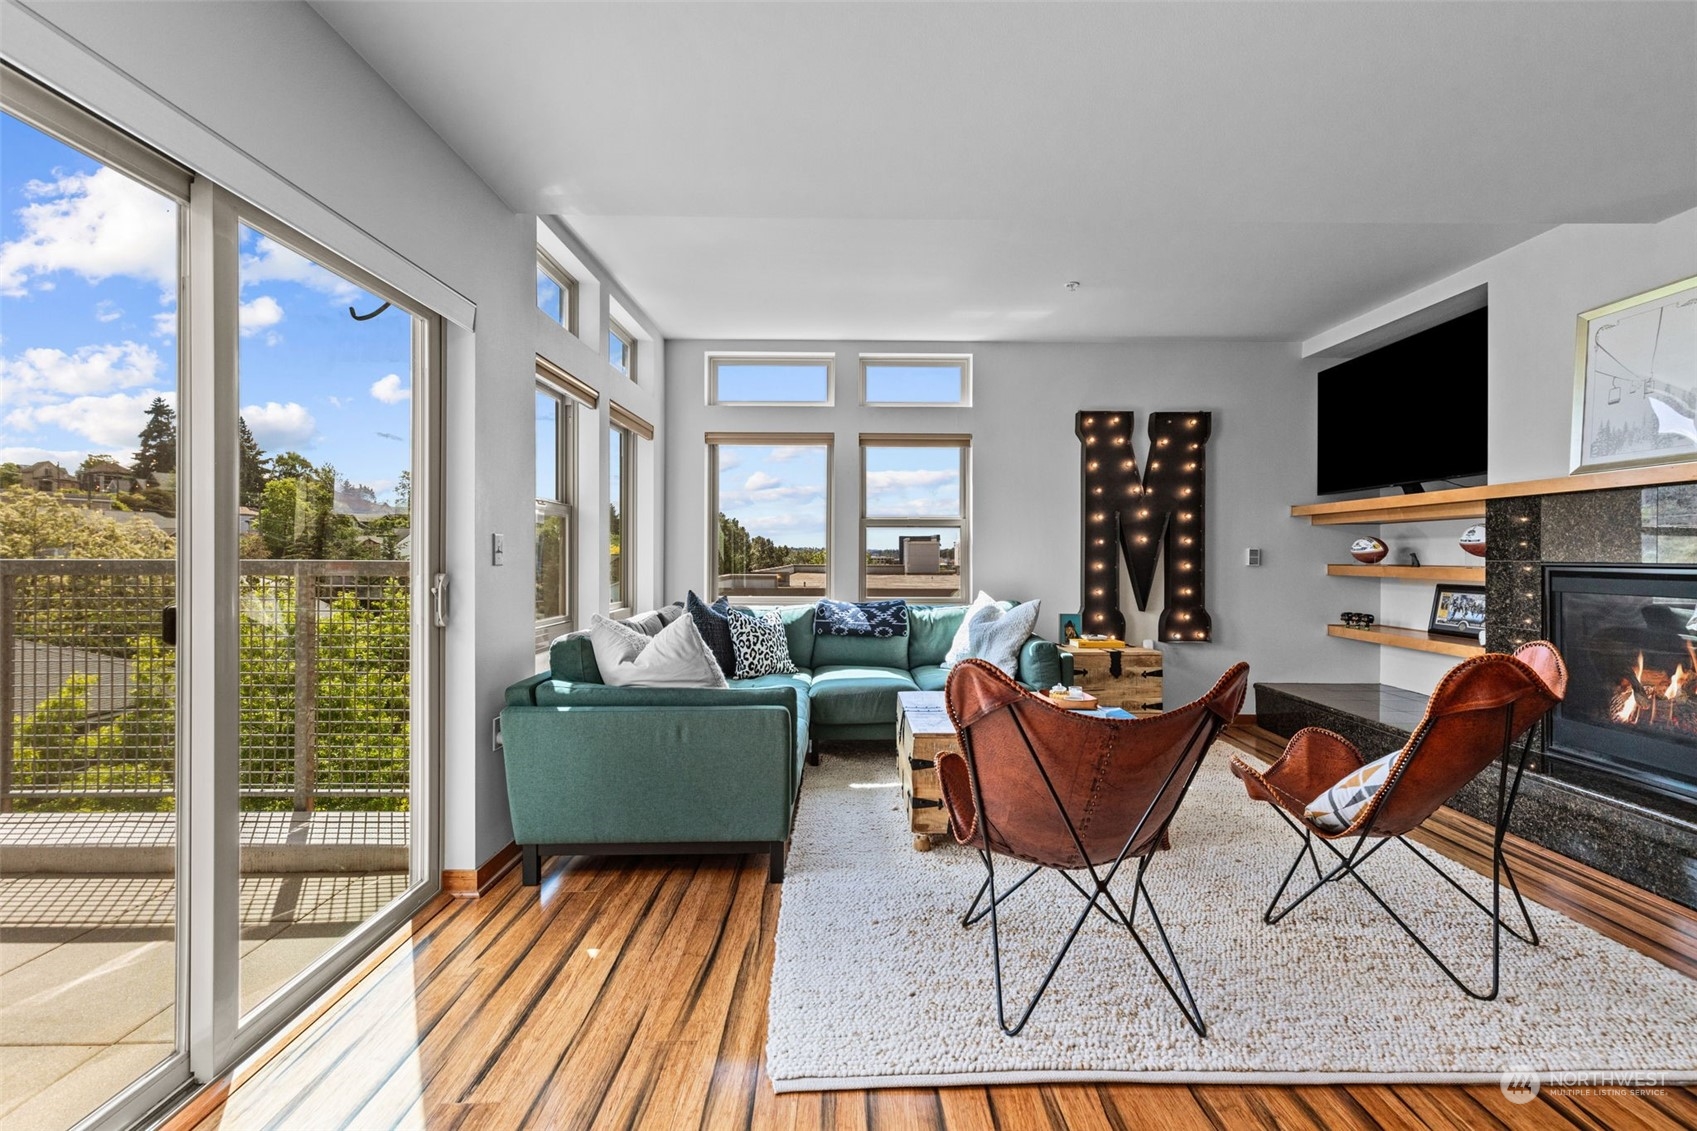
xmin=501 ymin=600 xmax=1068 ymax=884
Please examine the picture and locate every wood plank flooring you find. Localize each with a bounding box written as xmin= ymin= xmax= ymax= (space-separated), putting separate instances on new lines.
xmin=172 ymin=844 xmax=1696 ymax=1130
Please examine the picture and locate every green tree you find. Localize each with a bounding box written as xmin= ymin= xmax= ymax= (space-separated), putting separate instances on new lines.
xmin=0 ymin=462 xmax=20 ymax=488
xmin=394 ymin=469 xmax=411 ymax=514
xmin=133 ymin=397 xmax=176 ymax=483
xmin=270 ymin=451 xmax=315 ymax=480
xmin=0 ymin=486 xmax=174 ymax=560
xmin=238 ymin=416 xmax=270 ymax=509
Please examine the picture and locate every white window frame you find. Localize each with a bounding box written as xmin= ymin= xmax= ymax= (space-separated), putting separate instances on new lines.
xmin=859 ymin=434 xmax=971 ymax=601
xmin=608 ymin=317 xmax=635 ymax=379
xmin=706 ymin=432 xmax=834 ymax=604
xmin=536 ymin=249 xmax=578 ymax=334
xmin=860 ymin=354 xmax=973 ymax=407
xmin=608 ymin=420 xmax=636 ymax=613
xmin=706 ymin=353 xmax=836 ymax=406
xmin=534 ymin=373 xmax=576 ymax=647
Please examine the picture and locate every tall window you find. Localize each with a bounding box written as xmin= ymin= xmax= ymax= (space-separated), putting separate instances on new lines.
xmin=708 ymin=355 xmax=833 ymax=405
xmin=608 ymin=318 xmax=634 ymax=377
xmin=535 ymin=376 xmax=574 ymax=647
xmin=861 ymin=436 xmax=970 ymax=600
xmin=708 ymin=434 xmax=832 ymax=601
xmin=536 ymin=250 xmax=577 ymax=333
xmin=608 ymin=422 xmax=633 ymax=610
xmin=861 ymin=355 xmax=972 ymax=406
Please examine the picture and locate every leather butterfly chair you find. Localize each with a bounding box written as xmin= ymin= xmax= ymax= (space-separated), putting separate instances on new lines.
xmin=938 ymin=658 xmax=1250 ymax=1037
xmin=1230 ymin=641 xmax=1567 ymax=1001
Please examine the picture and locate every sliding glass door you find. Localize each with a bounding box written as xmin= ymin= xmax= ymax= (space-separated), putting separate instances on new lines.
xmin=0 ymin=65 xmax=441 ymax=1130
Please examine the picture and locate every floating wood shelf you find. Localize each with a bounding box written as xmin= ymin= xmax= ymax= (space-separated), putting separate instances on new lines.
xmin=1327 ymin=623 xmax=1484 ymax=659
xmin=1291 ymin=461 xmax=1697 ymax=526
xmin=1327 ymin=564 xmax=1486 ymax=583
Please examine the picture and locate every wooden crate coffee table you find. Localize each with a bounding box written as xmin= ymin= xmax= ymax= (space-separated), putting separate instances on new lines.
xmin=1062 ymin=644 xmax=1163 ymax=713
xmin=896 ymin=691 xmax=957 ymax=852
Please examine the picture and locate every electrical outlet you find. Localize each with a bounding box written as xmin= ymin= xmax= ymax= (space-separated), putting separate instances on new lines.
xmin=492 ymin=533 xmax=505 ymax=567
xmin=1245 ymin=547 xmax=1263 ymax=567
xmin=492 ymin=715 xmax=503 ymax=751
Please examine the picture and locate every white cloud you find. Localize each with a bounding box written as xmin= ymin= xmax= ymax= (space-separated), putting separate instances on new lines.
xmin=0 ymin=446 xmax=83 ymax=467
xmin=238 ymin=295 xmax=284 ymax=337
xmin=0 ymin=342 xmax=163 ymax=407
xmin=327 ymin=395 xmax=348 ymax=409
xmin=30 ymin=389 xmax=172 ymax=454
xmin=744 ymin=471 xmax=781 ymax=490
xmin=240 ymin=235 xmax=359 ymax=302
xmin=94 ymin=300 xmax=123 ymax=323
xmin=768 ymin=446 xmax=812 ymax=462
xmin=0 ymin=167 xmax=178 ymax=297
xmin=867 ymin=469 xmax=959 ymax=491
xmin=717 ymin=450 xmax=743 ymax=471
xmin=152 ymin=310 xmax=177 ymax=340
xmin=369 ymin=374 xmax=410 ymax=404
xmin=241 ymin=401 xmax=317 ymax=449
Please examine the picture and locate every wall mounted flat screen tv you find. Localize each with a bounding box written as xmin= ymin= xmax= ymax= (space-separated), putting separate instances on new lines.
xmin=1316 ymin=307 xmax=1488 ymax=495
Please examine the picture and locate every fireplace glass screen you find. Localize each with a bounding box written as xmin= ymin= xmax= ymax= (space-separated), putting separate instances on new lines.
xmin=1547 ymin=566 xmax=1697 ymax=800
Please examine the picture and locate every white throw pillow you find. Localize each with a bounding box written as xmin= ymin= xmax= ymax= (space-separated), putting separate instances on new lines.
xmin=962 ymin=599 xmax=1041 ymax=678
xmin=945 ymin=590 xmax=999 ymax=665
xmin=1304 ymin=749 xmax=1402 ymax=833
xmin=588 ymin=613 xmax=729 ymax=689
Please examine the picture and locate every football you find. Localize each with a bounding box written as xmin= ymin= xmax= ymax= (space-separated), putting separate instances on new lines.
xmin=1459 ymin=525 xmax=1487 ymax=558
xmin=1349 ymin=537 xmax=1389 ymax=564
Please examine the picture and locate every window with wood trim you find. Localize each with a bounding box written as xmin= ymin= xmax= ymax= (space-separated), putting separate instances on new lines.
xmin=860 ymin=435 xmax=970 ymax=600
xmin=535 ymin=374 xmax=576 ymax=647
xmin=609 ymin=421 xmax=634 ymax=610
xmin=708 ymin=433 xmax=832 ymax=602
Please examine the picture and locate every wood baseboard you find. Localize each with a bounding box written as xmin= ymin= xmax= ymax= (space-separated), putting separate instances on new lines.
xmin=442 ymin=841 xmax=519 ymax=897
xmin=1219 ymin=723 xmax=1697 ymax=980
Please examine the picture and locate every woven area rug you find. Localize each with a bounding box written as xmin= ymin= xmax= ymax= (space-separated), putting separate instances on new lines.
xmin=764 ymin=745 xmax=1697 ymax=1092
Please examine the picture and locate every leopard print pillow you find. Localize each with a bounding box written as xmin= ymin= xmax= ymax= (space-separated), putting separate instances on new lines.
xmin=727 ymin=608 xmax=800 ymax=679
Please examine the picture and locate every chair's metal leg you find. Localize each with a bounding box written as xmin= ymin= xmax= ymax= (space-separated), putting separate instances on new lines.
xmin=961 ymin=859 xmax=1041 ymax=927
xmin=1118 ymin=857 xmax=1206 ymax=1037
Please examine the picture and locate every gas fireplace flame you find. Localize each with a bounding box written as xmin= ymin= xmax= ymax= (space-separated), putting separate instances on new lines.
xmin=1612 ymin=686 xmax=1641 ymax=724
xmin=1636 ymin=652 xmax=1646 ymax=681
xmin=1667 ymin=664 xmax=1687 ymax=700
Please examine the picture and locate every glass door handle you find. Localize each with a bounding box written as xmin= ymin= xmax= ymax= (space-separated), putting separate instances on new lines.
xmin=430 ymin=573 xmax=450 ymax=628
xmin=161 ymin=605 xmax=177 ymax=647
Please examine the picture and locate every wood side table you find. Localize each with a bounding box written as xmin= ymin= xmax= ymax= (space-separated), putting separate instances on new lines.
xmin=1061 ymin=644 xmax=1164 ymax=713
xmin=895 ymin=691 xmax=955 ymax=851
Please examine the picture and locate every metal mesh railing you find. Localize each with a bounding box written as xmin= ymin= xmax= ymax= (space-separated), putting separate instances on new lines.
xmin=2 ymin=560 xmax=410 ymax=811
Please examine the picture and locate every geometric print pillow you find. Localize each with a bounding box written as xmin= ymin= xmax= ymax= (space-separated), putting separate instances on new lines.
xmin=727 ymin=608 xmax=800 ymax=679
xmin=1304 ymin=749 xmax=1402 ymax=833
xmin=813 ymin=596 xmax=909 ymax=638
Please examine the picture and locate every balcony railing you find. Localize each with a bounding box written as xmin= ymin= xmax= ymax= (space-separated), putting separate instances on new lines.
xmin=1 ymin=559 xmax=410 ymax=812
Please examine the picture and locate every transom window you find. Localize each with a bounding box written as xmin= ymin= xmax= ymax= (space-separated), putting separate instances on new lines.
xmin=860 ymin=435 xmax=970 ymax=600
xmin=536 ymin=250 xmax=577 ymax=333
xmin=708 ymin=434 xmax=832 ymax=602
xmin=708 ymin=355 xmax=834 ymax=405
xmin=861 ymin=355 xmax=971 ymax=406
xmin=608 ymin=318 xmax=634 ymax=377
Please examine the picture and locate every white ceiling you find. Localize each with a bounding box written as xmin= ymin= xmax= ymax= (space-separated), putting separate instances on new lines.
xmin=313 ymin=1 xmax=1696 ymax=342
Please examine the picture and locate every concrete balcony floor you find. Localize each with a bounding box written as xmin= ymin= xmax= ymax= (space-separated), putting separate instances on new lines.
xmin=0 ymin=811 xmax=410 ymax=1131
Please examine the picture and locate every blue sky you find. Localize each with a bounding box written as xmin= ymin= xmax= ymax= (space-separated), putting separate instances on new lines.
xmin=717 ymin=444 xmax=960 ymax=549
xmin=1 ymin=112 xmax=413 ymax=506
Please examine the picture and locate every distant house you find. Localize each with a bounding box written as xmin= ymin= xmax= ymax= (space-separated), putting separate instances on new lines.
xmin=23 ymin=460 xmax=78 ymax=493
xmin=237 ymin=506 xmax=258 ymax=533
xmin=899 ymin=534 xmax=941 ymax=575
xmin=79 ymin=460 xmax=139 ymax=494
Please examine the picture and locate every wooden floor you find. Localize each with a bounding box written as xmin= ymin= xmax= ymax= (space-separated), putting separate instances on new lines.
xmin=170 ymin=852 xmax=1697 ymax=1129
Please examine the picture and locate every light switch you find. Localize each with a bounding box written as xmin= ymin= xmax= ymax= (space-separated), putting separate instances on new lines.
xmin=492 ymin=533 xmax=505 ymax=566
xmin=1245 ymin=547 xmax=1263 ymax=566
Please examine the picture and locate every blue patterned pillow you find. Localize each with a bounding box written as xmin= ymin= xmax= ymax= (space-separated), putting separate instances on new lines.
xmin=813 ymin=597 xmax=909 ymax=638
xmin=685 ymin=591 xmax=737 ymax=677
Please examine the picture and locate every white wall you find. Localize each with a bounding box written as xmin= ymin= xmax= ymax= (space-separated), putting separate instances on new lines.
xmin=666 ymin=339 xmax=1365 ymax=711
xmin=7 ymin=0 xmax=666 ymax=871
xmin=1305 ymin=206 xmax=1697 ymax=694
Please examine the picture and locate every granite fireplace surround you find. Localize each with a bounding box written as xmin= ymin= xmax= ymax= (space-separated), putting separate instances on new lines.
xmin=1259 ymin=481 xmax=1697 ymax=911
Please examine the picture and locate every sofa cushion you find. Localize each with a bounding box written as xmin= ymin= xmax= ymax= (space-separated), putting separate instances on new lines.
xmin=809 ymin=665 xmax=919 ymax=726
xmin=549 ymin=633 xmax=604 ymax=684
xmin=731 ymin=672 xmax=812 ymax=756
xmin=907 ymin=605 xmax=966 ymax=668
xmin=727 ymin=607 xmax=800 ymax=678
xmin=686 ymin=591 xmax=738 ymax=678
xmin=910 ymin=664 xmax=950 ymax=692
xmin=811 ymin=629 xmax=910 ymax=670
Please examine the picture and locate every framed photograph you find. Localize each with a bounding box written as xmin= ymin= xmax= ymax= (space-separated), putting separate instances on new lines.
xmin=1571 ymin=275 xmax=1697 ymax=474
xmin=1058 ymin=613 xmax=1082 ymax=643
xmin=1429 ymin=584 xmax=1487 ymax=638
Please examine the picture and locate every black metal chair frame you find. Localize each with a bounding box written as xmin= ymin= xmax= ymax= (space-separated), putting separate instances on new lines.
xmin=1261 ymin=705 xmax=1540 ymax=1002
xmin=956 ymin=707 xmax=1217 ymax=1038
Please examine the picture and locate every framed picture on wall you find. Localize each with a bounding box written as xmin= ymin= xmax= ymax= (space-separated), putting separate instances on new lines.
xmin=1058 ymin=613 xmax=1082 ymax=643
xmin=1571 ymin=275 xmax=1697 ymax=474
xmin=1429 ymin=584 xmax=1487 ymax=637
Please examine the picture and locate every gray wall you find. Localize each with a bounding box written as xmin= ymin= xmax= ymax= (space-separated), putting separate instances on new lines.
xmin=665 ymin=339 xmax=1366 ymax=710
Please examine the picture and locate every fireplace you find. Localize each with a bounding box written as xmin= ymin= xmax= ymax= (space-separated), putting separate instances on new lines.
xmin=1545 ymin=564 xmax=1697 ymax=803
